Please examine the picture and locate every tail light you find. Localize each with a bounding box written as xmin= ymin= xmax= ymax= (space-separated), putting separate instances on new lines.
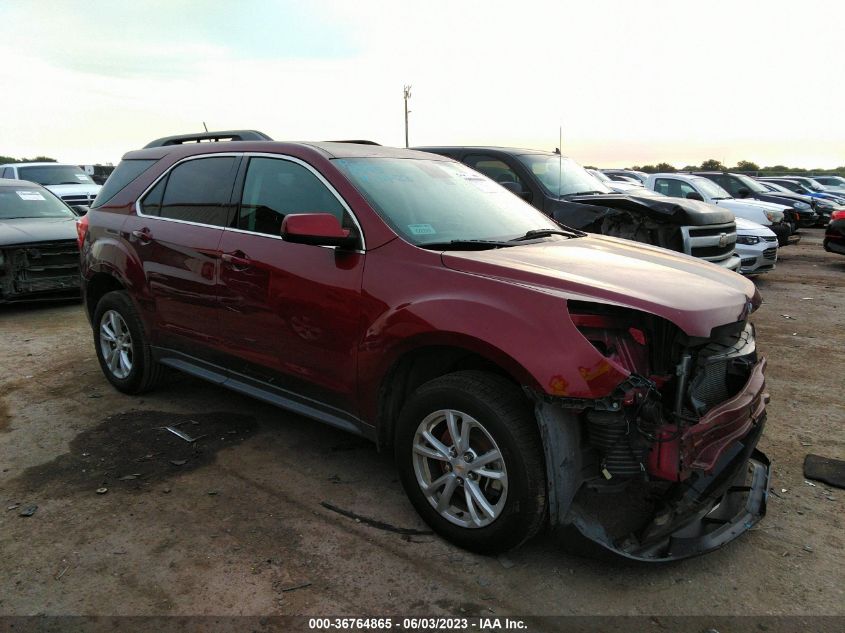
xmin=76 ymin=214 xmax=89 ymax=249
xmin=832 ymin=210 xmax=845 ymax=221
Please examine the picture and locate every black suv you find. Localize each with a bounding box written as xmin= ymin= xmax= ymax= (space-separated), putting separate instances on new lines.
xmin=415 ymin=146 xmax=740 ymax=270
xmin=692 ymin=172 xmax=817 ymax=229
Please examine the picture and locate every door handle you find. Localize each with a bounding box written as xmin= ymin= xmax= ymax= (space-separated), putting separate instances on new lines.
xmin=132 ymin=228 xmax=152 ymax=244
xmin=221 ymin=251 xmax=252 ymax=270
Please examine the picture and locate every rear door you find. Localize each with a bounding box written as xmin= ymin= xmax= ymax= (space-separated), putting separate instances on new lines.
xmin=217 ymin=155 xmax=366 ymax=415
xmin=124 ymin=154 xmax=240 ymax=361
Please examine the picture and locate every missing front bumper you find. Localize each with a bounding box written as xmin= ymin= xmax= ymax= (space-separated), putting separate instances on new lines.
xmin=559 ymin=423 xmax=770 ymax=562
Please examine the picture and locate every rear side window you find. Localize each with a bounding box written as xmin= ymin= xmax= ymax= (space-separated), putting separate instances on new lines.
xmin=235 ymin=157 xmax=348 ymax=235
xmin=147 ymin=157 xmax=238 ymax=226
xmin=92 ymin=159 xmax=157 ymax=207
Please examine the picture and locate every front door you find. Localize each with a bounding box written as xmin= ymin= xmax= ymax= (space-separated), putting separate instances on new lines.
xmin=217 ymin=155 xmax=366 ymax=415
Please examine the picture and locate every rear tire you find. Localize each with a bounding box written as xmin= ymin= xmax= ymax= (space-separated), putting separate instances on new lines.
xmin=395 ymin=371 xmax=547 ymax=554
xmin=93 ymin=290 xmax=162 ymax=394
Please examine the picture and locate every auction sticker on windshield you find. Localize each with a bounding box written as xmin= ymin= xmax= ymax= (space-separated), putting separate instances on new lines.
xmin=407 ymin=223 xmax=436 ymax=235
xmin=16 ymin=191 xmax=45 ymax=201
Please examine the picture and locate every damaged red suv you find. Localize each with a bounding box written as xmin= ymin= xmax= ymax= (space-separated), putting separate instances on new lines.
xmin=81 ymin=131 xmax=770 ymax=560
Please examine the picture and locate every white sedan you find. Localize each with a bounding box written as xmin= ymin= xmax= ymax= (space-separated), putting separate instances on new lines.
xmin=735 ymin=217 xmax=778 ymax=275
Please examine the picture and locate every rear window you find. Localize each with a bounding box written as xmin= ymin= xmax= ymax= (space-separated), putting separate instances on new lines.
xmin=92 ymin=159 xmax=158 ymax=207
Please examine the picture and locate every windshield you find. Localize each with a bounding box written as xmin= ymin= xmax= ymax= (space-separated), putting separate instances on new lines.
xmin=588 ymin=169 xmax=612 ymax=183
xmin=516 ymin=155 xmax=612 ymax=196
xmin=0 ymin=187 xmax=75 ymax=219
xmin=333 ymin=158 xmax=561 ymax=246
xmin=764 ymin=182 xmax=790 ymax=193
xmin=735 ymin=174 xmax=768 ymax=193
xmin=692 ymin=177 xmax=732 ymax=199
xmin=17 ymin=165 xmax=94 ymax=186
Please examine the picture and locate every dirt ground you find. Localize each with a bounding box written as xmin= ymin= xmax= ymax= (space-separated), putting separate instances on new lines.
xmin=0 ymin=229 xmax=843 ymax=618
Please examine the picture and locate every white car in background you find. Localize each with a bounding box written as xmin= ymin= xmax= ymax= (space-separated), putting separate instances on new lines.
xmin=734 ymin=218 xmax=778 ymax=275
xmin=586 ymin=168 xmax=644 ymax=193
xmin=0 ymin=162 xmax=101 ymax=211
xmin=645 ymin=173 xmax=793 ymax=245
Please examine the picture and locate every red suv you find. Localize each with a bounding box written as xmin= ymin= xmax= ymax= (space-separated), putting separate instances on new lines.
xmin=81 ymin=131 xmax=771 ymax=560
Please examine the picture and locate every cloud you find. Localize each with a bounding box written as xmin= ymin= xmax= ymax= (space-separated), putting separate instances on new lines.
xmin=1 ymin=0 xmax=843 ymax=167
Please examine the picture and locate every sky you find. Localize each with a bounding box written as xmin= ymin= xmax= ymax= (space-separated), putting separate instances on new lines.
xmin=1 ymin=0 xmax=844 ymax=168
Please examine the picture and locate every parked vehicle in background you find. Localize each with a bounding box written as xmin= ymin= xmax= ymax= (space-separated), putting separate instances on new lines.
xmin=415 ymin=146 xmax=740 ymax=270
xmin=81 ymin=131 xmax=771 ymax=560
xmin=758 ymin=177 xmax=845 ymax=204
xmin=586 ymin=168 xmax=644 ymax=193
xmin=759 ymin=176 xmax=845 ymax=210
xmin=0 ymin=162 xmax=101 ymax=211
xmin=81 ymin=164 xmax=116 ymax=185
xmin=811 ymin=175 xmax=845 ymax=192
xmin=757 ymin=181 xmax=834 ymax=226
xmin=734 ymin=218 xmax=778 ymax=275
xmin=645 ymin=173 xmax=792 ymax=246
xmin=601 ymin=169 xmax=648 ymax=184
xmin=691 ymin=172 xmax=816 ymax=229
xmin=823 ymin=210 xmax=845 ymax=256
xmin=0 ymin=178 xmax=81 ymax=302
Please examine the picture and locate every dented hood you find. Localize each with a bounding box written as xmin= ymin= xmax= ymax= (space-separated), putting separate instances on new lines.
xmin=555 ymin=193 xmax=735 ymax=228
xmin=0 ymin=217 xmax=79 ymax=247
xmin=441 ymin=235 xmax=757 ymax=337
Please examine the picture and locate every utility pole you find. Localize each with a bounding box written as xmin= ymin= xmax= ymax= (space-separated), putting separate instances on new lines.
xmin=403 ymin=85 xmax=412 ymax=148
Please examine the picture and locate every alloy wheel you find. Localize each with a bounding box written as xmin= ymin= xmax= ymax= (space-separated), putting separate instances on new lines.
xmin=99 ymin=310 xmax=133 ymax=379
xmin=411 ymin=409 xmax=508 ymax=528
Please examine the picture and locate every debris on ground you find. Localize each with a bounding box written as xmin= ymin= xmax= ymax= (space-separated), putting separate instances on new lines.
xmin=280 ymin=582 xmax=312 ymax=593
xmin=320 ymin=501 xmax=433 ymax=536
xmin=803 ymin=454 xmax=845 ymax=490
xmin=498 ymin=555 xmax=515 ymax=569
xmin=781 ymin=314 xmax=795 ymax=319
xmin=96 ymin=487 xmax=108 ymax=495
xmin=18 ymin=504 xmax=38 ymax=517
xmin=162 ymin=426 xmax=205 ymax=443
xmin=170 ymin=460 xmax=187 ymax=467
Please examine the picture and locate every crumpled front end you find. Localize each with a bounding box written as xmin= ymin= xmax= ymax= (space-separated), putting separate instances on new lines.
xmin=0 ymin=240 xmax=81 ymax=303
xmin=534 ymin=303 xmax=771 ymax=561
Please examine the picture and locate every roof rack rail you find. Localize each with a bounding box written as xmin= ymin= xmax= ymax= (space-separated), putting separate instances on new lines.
xmin=144 ymin=130 xmax=273 ymax=148
xmin=325 ymin=139 xmax=382 ymax=145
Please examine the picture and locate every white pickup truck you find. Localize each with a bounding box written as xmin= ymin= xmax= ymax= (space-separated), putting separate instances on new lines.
xmin=645 ymin=173 xmax=792 ymax=245
xmin=0 ymin=162 xmax=101 ymax=212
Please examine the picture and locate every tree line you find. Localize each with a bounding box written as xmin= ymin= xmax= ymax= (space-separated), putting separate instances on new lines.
xmin=628 ymin=159 xmax=845 ymax=176
xmin=0 ymin=155 xmax=57 ymax=164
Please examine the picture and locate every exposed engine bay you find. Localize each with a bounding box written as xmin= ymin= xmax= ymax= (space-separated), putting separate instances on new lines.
xmin=533 ymin=302 xmax=770 ymax=561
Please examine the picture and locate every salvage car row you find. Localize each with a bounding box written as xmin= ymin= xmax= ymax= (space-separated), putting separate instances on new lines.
xmin=3 ymin=141 xmax=842 ymax=305
xmin=0 ymin=131 xmax=841 ymax=564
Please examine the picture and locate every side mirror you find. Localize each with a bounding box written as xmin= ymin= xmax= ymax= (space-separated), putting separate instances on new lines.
xmin=281 ymin=213 xmax=355 ymax=248
xmin=685 ymin=191 xmax=704 ymax=201
xmin=71 ymin=205 xmax=89 ymax=216
xmin=737 ymin=188 xmax=751 ymax=198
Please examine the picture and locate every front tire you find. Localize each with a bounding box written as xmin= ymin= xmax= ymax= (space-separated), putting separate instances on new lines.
xmin=93 ymin=290 xmax=162 ymax=394
xmin=395 ymin=371 xmax=547 ymax=554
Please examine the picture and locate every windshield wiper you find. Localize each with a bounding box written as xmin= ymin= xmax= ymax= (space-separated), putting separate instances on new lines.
xmin=418 ymin=239 xmax=515 ymax=250
xmin=567 ymin=190 xmax=607 ymax=196
xmin=509 ymin=228 xmax=585 ymax=241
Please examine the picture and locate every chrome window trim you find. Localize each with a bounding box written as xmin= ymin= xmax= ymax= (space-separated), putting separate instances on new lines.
xmin=133 ymin=151 xmax=366 ymax=252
